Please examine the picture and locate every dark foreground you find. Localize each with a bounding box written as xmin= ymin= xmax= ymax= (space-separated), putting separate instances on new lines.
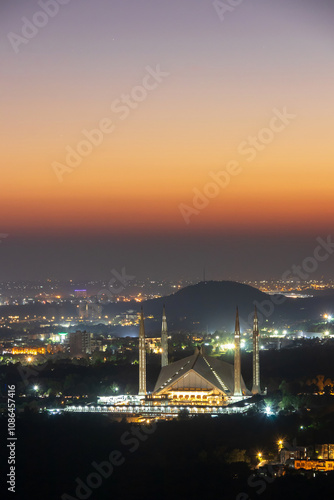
xmin=1 ymin=412 xmax=334 ymax=500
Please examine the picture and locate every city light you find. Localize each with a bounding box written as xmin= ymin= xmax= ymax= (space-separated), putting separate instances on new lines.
xmin=265 ymin=405 xmax=273 ymax=416
xmin=221 ymin=343 xmax=235 ymax=350
xmin=34 ymin=385 xmax=39 ymax=391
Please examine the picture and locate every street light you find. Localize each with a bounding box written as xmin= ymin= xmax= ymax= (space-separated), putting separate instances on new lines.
xmin=265 ymin=405 xmax=273 ymax=416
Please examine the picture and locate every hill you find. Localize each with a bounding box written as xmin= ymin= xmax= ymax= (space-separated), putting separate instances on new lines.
xmin=104 ymin=280 xmax=319 ymax=333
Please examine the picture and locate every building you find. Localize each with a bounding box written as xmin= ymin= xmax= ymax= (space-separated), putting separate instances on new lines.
xmin=140 ymin=306 xmax=258 ymax=406
xmin=11 ymin=347 xmax=46 ymax=356
xmin=145 ymin=338 xmax=162 ymax=354
xmin=152 ymin=344 xmax=249 ymax=405
xmin=295 ymin=460 xmax=334 ymax=472
xmin=69 ymin=330 xmax=91 ymax=357
xmin=280 ymin=446 xmax=307 ymax=465
xmin=315 ymin=444 xmax=334 ymax=460
xmin=77 ymin=302 xmax=102 ymax=321
xmin=63 ymin=305 xmax=262 ymax=420
xmin=90 ymin=338 xmax=106 ymax=352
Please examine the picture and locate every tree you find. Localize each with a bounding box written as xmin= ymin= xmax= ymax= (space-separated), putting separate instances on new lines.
xmin=224 ymin=449 xmax=248 ymax=464
xmin=316 ymin=375 xmax=325 ymax=392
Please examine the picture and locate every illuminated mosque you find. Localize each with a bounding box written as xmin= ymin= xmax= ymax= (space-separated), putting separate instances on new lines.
xmin=138 ymin=304 xmax=261 ymax=406
xmin=65 ymin=304 xmax=262 ymax=418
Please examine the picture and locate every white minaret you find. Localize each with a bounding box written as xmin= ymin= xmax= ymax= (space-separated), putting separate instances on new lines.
xmin=233 ymin=306 xmax=242 ymax=396
xmin=161 ymin=304 xmax=168 ymax=367
xmin=138 ymin=307 xmax=146 ymax=396
xmin=252 ymin=306 xmax=261 ymax=395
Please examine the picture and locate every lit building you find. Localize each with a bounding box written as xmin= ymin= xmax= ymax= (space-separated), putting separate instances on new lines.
xmin=145 ymin=338 xmax=162 ymax=353
xmin=78 ymin=302 xmax=102 ymax=321
xmin=315 ymin=444 xmax=334 ymax=460
xmin=11 ymin=347 xmax=46 ymax=355
xmin=71 ymin=305 xmax=263 ymax=420
xmin=149 ymin=307 xmax=256 ymax=405
xmin=152 ymin=344 xmax=249 ymax=405
xmin=295 ymin=460 xmax=334 ymax=471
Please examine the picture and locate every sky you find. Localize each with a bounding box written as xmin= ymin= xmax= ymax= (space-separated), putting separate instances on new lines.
xmin=1 ymin=0 xmax=334 ymax=281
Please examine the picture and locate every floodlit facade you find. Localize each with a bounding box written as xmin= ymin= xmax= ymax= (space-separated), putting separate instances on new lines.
xmin=70 ymin=305 xmax=262 ymax=420
xmin=138 ymin=305 xmax=259 ymax=407
xmin=295 ymin=460 xmax=334 ymax=471
xmin=152 ymin=344 xmax=249 ymax=405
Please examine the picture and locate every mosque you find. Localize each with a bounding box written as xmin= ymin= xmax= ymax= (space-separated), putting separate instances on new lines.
xmin=138 ymin=303 xmax=261 ymax=407
xmin=64 ymin=304 xmax=262 ymax=418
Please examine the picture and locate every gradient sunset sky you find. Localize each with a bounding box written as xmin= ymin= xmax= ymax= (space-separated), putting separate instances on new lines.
xmin=1 ymin=0 xmax=334 ymax=280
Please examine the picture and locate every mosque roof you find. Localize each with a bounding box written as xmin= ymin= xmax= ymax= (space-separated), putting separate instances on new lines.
xmin=153 ymin=346 xmax=249 ymax=396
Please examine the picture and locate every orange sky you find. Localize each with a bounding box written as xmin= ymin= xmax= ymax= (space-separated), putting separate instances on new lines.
xmin=1 ymin=0 xmax=334 ymax=237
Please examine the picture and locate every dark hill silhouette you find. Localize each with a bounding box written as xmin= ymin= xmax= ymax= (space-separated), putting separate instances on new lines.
xmin=141 ymin=280 xmax=271 ymax=332
xmin=103 ymin=280 xmax=315 ymax=333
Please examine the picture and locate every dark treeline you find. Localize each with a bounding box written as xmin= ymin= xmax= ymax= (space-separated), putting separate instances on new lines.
xmin=1 ymin=412 xmax=334 ymax=499
xmin=2 ymin=340 xmax=334 ymax=399
xmin=0 ymin=359 xmax=161 ymax=397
